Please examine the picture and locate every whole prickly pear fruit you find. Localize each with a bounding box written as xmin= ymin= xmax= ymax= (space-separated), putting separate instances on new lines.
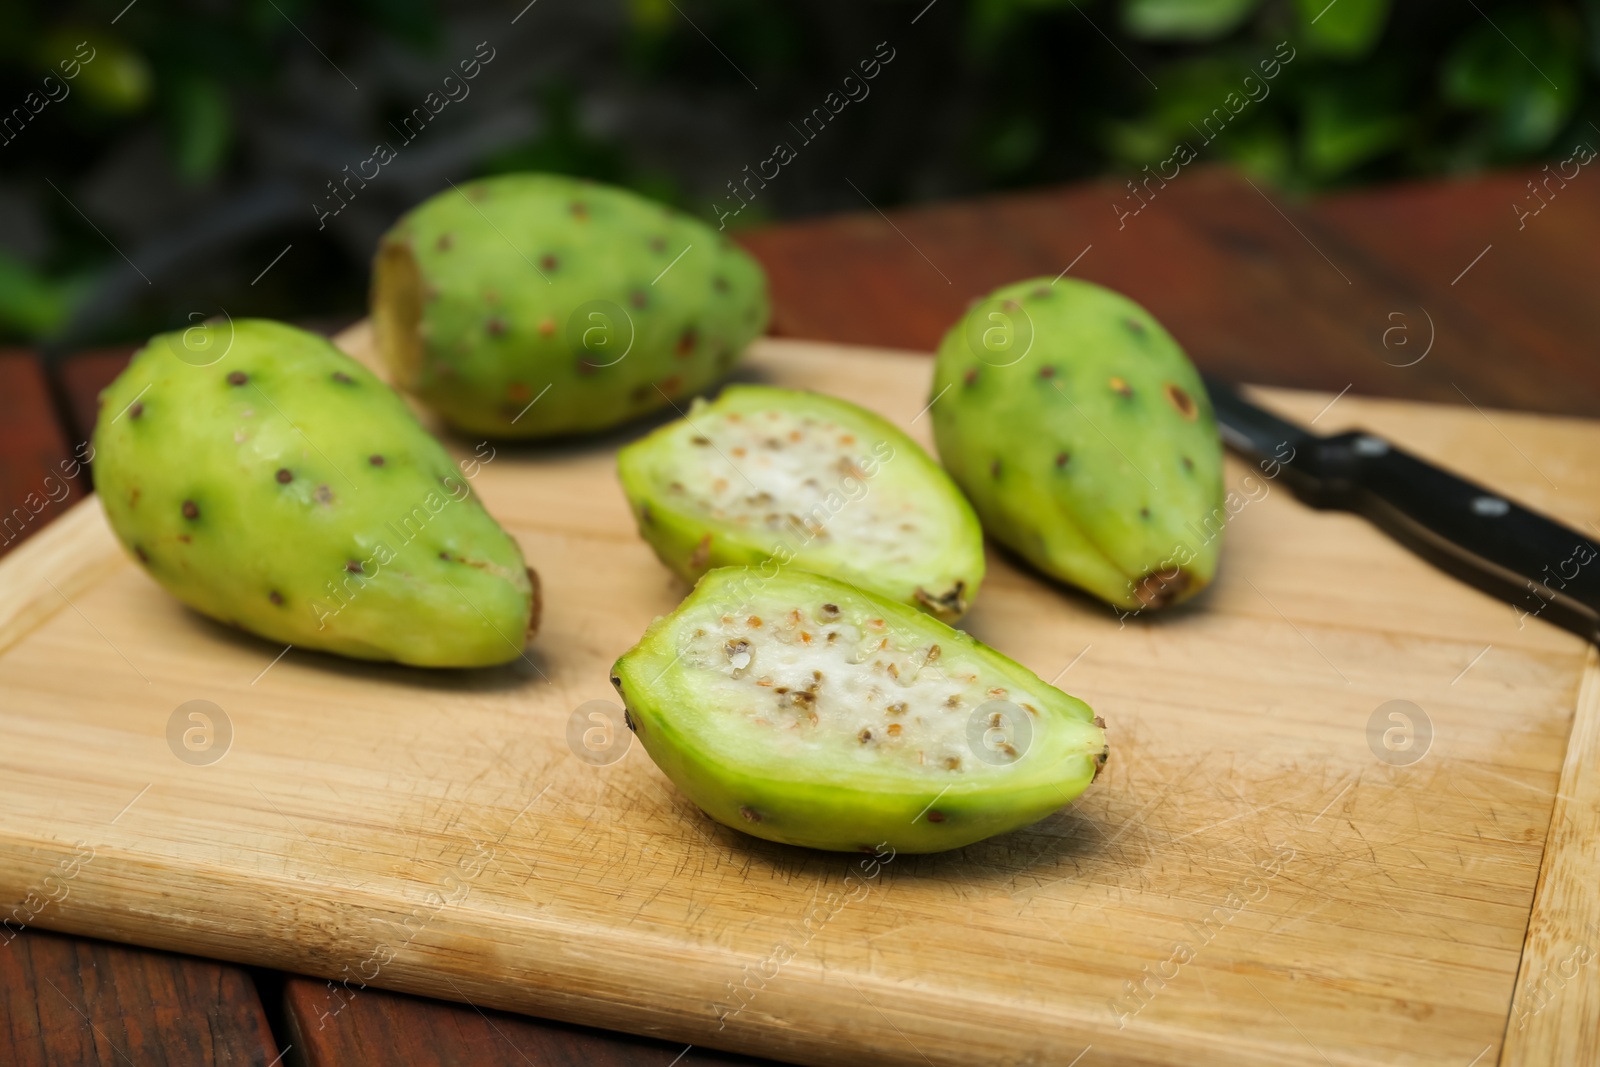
xmin=371 ymin=173 xmax=769 ymax=438
xmin=611 ymin=567 xmax=1106 ymax=853
xmin=92 ymin=319 xmax=538 ymax=668
xmin=617 ymin=385 xmax=984 ymax=620
xmin=930 ymin=278 xmax=1224 ymax=611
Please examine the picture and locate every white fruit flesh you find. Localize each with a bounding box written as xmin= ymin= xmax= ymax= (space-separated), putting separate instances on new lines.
xmin=676 ymin=596 xmax=1051 ymax=784
xmin=663 ymin=406 xmax=923 ymax=564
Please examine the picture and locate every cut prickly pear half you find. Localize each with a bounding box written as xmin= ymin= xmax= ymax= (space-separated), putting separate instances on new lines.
xmin=371 ymin=172 xmax=769 ymax=438
xmin=931 ymin=276 xmax=1225 ymax=612
xmin=93 ymin=319 xmax=538 ymax=668
xmin=611 ymin=567 xmax=1106 ymax=854
xmin=617 ymin=385 xmax=985 ymax=621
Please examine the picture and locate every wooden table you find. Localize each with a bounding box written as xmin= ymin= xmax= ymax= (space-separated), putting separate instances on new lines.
xmin=2 ymin=164 xmax=1594 ymax=1066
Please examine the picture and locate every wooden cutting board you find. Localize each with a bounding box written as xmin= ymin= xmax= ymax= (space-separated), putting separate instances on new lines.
xmin=3 ymin=330 xmax=1598 ymax=1067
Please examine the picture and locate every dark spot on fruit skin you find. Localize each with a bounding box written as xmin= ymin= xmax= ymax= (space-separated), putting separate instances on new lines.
xmin=346 ymin=561 xmax=363 ymax=574
xmin=1056 ymin=452 xmax=1070 ymax=468
xmin=1182 ymin=456 xmax=1194 ymax=472
xmin=660 ymin=375 xmax=682 ymax=394
xmin=181 ymin=500 xmax=199 ymax=520
xmin=571 ymin=202 xmax=589 ymax=219
xmin=927 ymin=810 xmax=946 ymax=823
xmin=623 ymin=707 xmax=637 ymax=733
xmin=1109 ymin=377 xmax=1133 ymax=398
xmin=1032 ymin=285 xmax=1051 ymax=298
xmin=437 ymin=233 xmax=454 ymax=251
xmin=963 ymin=368 xmax=978 ymax=387
xmin=129 ymin=402 xmax=144 ymax=419
xmin=1140 ymin=507 xmax=1151 ymax=519
xmin=269 ymin=591 xmax=284 ymax=605
xmin=439 ymin=551 xmax=450 ymax=560
xmin=227 ymin=371 xmax=248 ymax=386
xmin=630 ymin=290 xmax=648 ymax=310
xmin=369 ymin=455 xmax=385 ymax=466
xmin=275 ymin=468 xmax=292 ymax=484
xmin=332 ymin=372 xmax=353 ymax=384
xmin=134 ymin=546 xmax=149 ymax=563
xmin=650 ymin=237 xmax=667 ymax=253
xmin=486 ymin=317 xmax=507 ymax=337
xmin=675 ymin=329 xmax=698 ymax=358
xmin=540 ymin=254 xmax=558 ymax=271
xmin=640 ymin=504 xmax=654 ymax=526
xmin=178 ymin=534 xmax=191 ymax=543
xmin=1165 ymin=382 xmax=1197 ymax=420
xmin=713 ymin=276 xmax=729 ymax=293
xmin=1038 ymin=365 xmax=1056 ymax=379
xmin=1124 ymin=317 xmax=1145 ymax=336
xmin=990 ymin=459 xmax=1002 ymax=479
xmin=740 ymin=806 xmax=761 ymax=823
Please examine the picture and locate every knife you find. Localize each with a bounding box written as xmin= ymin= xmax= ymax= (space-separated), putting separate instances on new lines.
xmin=1202 ymin=376 xmax=1600 ymax=643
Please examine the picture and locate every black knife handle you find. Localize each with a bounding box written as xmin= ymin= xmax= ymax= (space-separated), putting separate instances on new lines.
xmin=1317 ymin=430 xmax=1600 ymax=639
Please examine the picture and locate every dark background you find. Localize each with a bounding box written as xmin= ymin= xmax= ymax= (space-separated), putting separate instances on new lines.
xmin=2 ymin=0 xmax=1593 ymax=351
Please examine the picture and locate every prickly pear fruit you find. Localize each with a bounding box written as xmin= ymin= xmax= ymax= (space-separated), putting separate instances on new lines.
xmin=92 ymin=319 xmax=538 ymax=668
xmin=930 ymin=278 xmax=1224 ymax=611
xmin=617 ymin=385 xmax=985 ymax=621
xmin=611 ymin=567 xmax=1106 ymax=853
xmin=371 ymin=173 xmax=769 ymax=438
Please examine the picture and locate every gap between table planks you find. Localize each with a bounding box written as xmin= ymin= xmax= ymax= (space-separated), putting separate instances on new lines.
xmin=1 ymin=331 xmax=1598 ymax=1067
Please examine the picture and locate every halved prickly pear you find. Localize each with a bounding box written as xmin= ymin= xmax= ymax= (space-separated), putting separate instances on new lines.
xmin=611 ymin=567 xmax=1105 ymax=853
xmin=93 ymin=319 xmax=538 ymax=668
xmin=930 ymin=277 xmax=1225 ymax=611
xmin=617 ymin=385 xmax=985 ymax=621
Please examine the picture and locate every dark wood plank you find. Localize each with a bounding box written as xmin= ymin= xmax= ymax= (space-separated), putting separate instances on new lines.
xmin=56 ymin=346 xmax=140 ymax=460
xmin=0 ymin=927 xmax=280 ymax=1066
xmin=736 ymin=164 xmax=1600 ymax=417
xmin=1305 ymin=167 xmax=1600 ymax=415
xmin=282 ymin=978 xmax=765 ymax=1067
xmin=0 ymin=351 xmax=87 ymax=556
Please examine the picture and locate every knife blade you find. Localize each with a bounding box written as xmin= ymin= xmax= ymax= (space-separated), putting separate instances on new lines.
xmin=1202 ymin=376 xmax=1600 ymax=643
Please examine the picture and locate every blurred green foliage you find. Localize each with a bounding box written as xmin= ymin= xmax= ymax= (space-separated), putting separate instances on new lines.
xmin=0 ymin=0 xmax=1594 ymax=346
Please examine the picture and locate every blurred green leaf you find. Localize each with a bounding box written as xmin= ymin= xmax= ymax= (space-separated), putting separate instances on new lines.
xmin=1301 ymin=73 xmax=1409 ymax=177
xmin=1219 ymin=118 xmax=1295 ymax=185
xmin=0 ymin=253 xmax=83 ymax=339
xmin=1122 ymin=0 xmax=1261 ymax=42
xmin=481 ymin=84 xmax=629 ymax=185
xmin=42 ymin=31 xmax=152 ymax=113
xmin=1442 ymin=7 xmax=1582 ymax=154
xmin=980 ymin=113 xmax=1045 ymax=175
xmin=1294 ymin=0 xmax=1390 ymax=58
xmin=628 ymin=0 xmax=674 ymax=34
xmin=166 ymin=76 xmax=232 ymax=182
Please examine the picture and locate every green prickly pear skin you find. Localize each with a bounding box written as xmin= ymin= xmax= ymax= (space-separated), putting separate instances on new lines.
xmin=92 ymin=319 xmax=538 ymax=668
xmin=612 ymin=567 xmax=1107 ymax=854
xmin=930 ymin=278 xmax=1225 ymax=611
xmin=371 ymin=172 xmax=770 ymax=439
